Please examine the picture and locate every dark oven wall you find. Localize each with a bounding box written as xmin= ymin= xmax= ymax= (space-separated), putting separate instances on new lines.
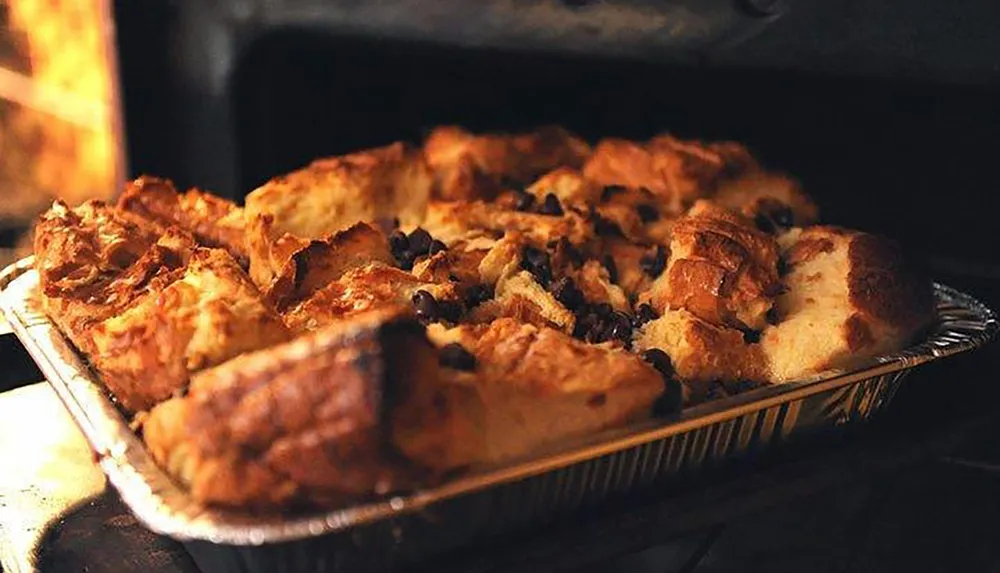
xmin=117 ymin=22 xmax=1000 ymax=266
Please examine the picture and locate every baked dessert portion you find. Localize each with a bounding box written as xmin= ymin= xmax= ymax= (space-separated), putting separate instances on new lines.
xmin=244 ymin=142 xmax=433 ymax=288
xmin=34 ymin=200 xmax=290 ymax=412
xmin=117 ymin=176 xmax=249 ymax=266
xmin=31 ymin=125 xmax=936 ymax=510
xmin=760 ymin=226 xmax=935 ymax=382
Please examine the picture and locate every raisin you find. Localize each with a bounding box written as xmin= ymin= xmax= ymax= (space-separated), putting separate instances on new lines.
xmin=439 ymin=343 xmax=477 ymax=371
xmin=605 ymin=311 xmax=633 ymax=344
xmin=521 ymin=246 xmax=553 ymax=287
xmin=593 ymin=214 xmax=624 ymax=237
xmin=412 ymin=290 xmax=440 ymax=322
xmin=389 ymin=230 xmax=410 ymax=256
xmin=514 ymin=191 xmax=536 ymax=212
xmin=633 ymin=303 xmax=658 ymax=327
xmin=538 ymin=193 xmax=564 ymax=216
xmin=407 ymin=228 xmax=433 ymax=255
xmin=602 ymin=255 xmax=619 ymax=284
xmin=600 ymin=185 xmax=626 ymax=201
xmin=640 ymin=348 xmax=675 ymax=379
xmin=636 ymin=204 xmax=659 ymax=223
xmin=465 ymin=284 xmax=493 ymax=308
xmin=640 ymin=246 xmax=667 ymax=278
xmin=428 ymin=240 xmax=448 ymax=256
xmin=551 ymin=276 xmax=584 ymax=311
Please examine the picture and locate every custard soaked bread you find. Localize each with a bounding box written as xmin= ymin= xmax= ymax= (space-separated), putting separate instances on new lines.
xmin=32 ymin=126 xmax=935 ymax=509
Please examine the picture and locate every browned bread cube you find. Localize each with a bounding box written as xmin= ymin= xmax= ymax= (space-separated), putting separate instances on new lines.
xmin=117 ymin=176 xmax=249 ymax=265
xmin=244 ymin=142 xmax=432 ymax=287
xmin=760 ymin=227 xmax=935 ymax=382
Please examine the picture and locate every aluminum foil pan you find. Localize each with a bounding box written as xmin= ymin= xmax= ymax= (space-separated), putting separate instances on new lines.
xmin=1 ymin=256 xmax=995 ymax=572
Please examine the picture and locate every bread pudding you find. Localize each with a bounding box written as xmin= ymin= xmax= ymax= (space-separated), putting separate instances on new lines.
xmin=31 ymin=127 xmax=935 ymax=509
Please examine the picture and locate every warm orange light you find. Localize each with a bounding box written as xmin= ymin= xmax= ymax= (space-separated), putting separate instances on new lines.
xmin=0 ymin=0 xmax=121 ymax=232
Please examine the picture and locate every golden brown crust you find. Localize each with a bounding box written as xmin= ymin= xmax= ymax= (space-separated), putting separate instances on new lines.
xmin=421 ymin=199 xmax=594 ymax=248
xmin=582 ymin=136 xmax=756 ymax=214
xmin=424 ymin=126 xmax=590 ymax=201
xmin=30 ymin=126 xmax=938 ymax=510
xmin=89 ymin=247 xmax=291 ymax=412
xmin=117 ymin=176 xmax=249 ymax=265
xmin=400 ymin=319 xmax=664 ymax=469
xmin=634 ymin=309 xmax=767 ymax=385
xmin=245 ymin=142 xmax=432 ymax=287
xmin=847 ymin=232 xmax=935 ymax=334
xmin=281 ymin=263 xmax=460 ymax=333
xmin=263 ymin=223 xmax=393 ymax=312
xmin=649 ymin=200 xmax=781 ymax=330
xmin=143 ymin=310 xmax=432 ymax=508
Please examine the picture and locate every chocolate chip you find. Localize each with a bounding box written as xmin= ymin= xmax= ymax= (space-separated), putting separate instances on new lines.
xmin=439 ymin=343 xmax=477 ymax=371
xmin=754 ymin=201 xmax=795 ymax=234
xmin=602 ymin=255 xmax=619 ymax=283
xmin=412 ymin=290 xmax=440 ymax=322
xmin=514 ymin=191 xmax=536 ymax=212
xmin=551 ymin=276 xmax=584 ymax=311
xmin=593 ymin=214 xmax=624 ymax=237
xmin=741 ymin=328 xmax=761 ymax=344
xmin=641 ymin=348 xmax=675 ymax=379
xmin=600 ymin=185 xmax=626 ymax=201
xmin=521 ymin=246 xmax=553 ymax=287
xmin=465 ymin=284 xmax=493 ymax=308
xmin=654 ymin=379 xmax=684 ymax=416
xmin=538 ymin=193 xmax=564 ymax=216
xmin=754 ymin=213 xmax=777 ymax=234
xmin=429 ymin=240 xmax=448 ymax=255
xmin=605 ymin=311 xmax=633 ymax=344
xmin=636 ymin=204 xmax=659 ymax=223
xmin=391 ymin=217 xmax=401 ymax=229
xmin=640 ymin=246 xmax=667 ymax=278
xmin=777 ymin=257 xmax=789 ymax=277
xmin=439 ymin=300 xmax=464 ymax=323
xmin=499 ymin=176 xmax=523 ymax=191
xmin=593 ymin=302 xmax=613 ymax=318
xmin=448 ymin=274 xmax=460 ymax=282
xmin=573 ymin=311 xmax=601 ymax=340
xmin=556 ymin=237 xmax=584 ymax=268
xmin=396 ymin=251 xmax=416 ymax=271
xmin=408 ymin=228 xmax=433 ymax=255
xmin=389 ymin=230 xmax=409 ymax=255
xmin=633 ymin=303 xmax=658 ymax=327
xmin=766 ymin=307 xmax=781 ymax=325
xmin=772 ymin=206 xmax=794 ymax=228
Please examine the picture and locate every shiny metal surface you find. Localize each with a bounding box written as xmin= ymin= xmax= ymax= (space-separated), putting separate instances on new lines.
xmin=1 ymin=256 xmax=995 ymax=571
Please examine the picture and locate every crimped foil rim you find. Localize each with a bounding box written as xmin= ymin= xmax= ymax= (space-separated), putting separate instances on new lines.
xmin=0 ymin=256 xmax=996 ymax=545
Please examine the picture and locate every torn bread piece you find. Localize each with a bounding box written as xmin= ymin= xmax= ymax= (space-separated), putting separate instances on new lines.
xmin=117 ymin=176 xmax=249 ymax=265
xmin=143 ymin=309 xmax=434 ymax=508
xmin=649 ymin=200 xmax=781 ymax=331
xmin=760 ymin=226 xmax=935 ymax=382
xmin=281 ymin=262 xmax=461 ymax=333
xmin=244 ymin=142 xmax=432 ymax=287
xmin=33 ymin=200 xmax=181 ymax=354
xmin=263 ymin=222 xmax=394 ymax=311
xmin=88 ymin=247 xmax=291 ymax=412
xmin=400 ymin=319 xmax=664 ymax=471
xmin=424 ymin=125 xmax=590 ymax=201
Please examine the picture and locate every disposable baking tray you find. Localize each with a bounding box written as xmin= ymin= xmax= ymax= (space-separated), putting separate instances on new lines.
xmin=1 ymin=255 xmax=995 ymax=572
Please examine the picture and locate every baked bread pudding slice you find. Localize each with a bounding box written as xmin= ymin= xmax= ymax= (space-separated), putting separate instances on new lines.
xmin=398 ymin=318 xmax=666 ymax=472
xmin=31 ymin=125 xmax=938 ymax=510
xmin=244 ymin=142 xmax=432 ymax=287
xmin=117 ymin=175 xmax=249 ymax=266
xmin=424 ymin=125 xmax=591 ymax=201
xmin=143 ymin=309 xmax=434 ymax=508
xmin=760 ymin=227 xmax=935 ymax=382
